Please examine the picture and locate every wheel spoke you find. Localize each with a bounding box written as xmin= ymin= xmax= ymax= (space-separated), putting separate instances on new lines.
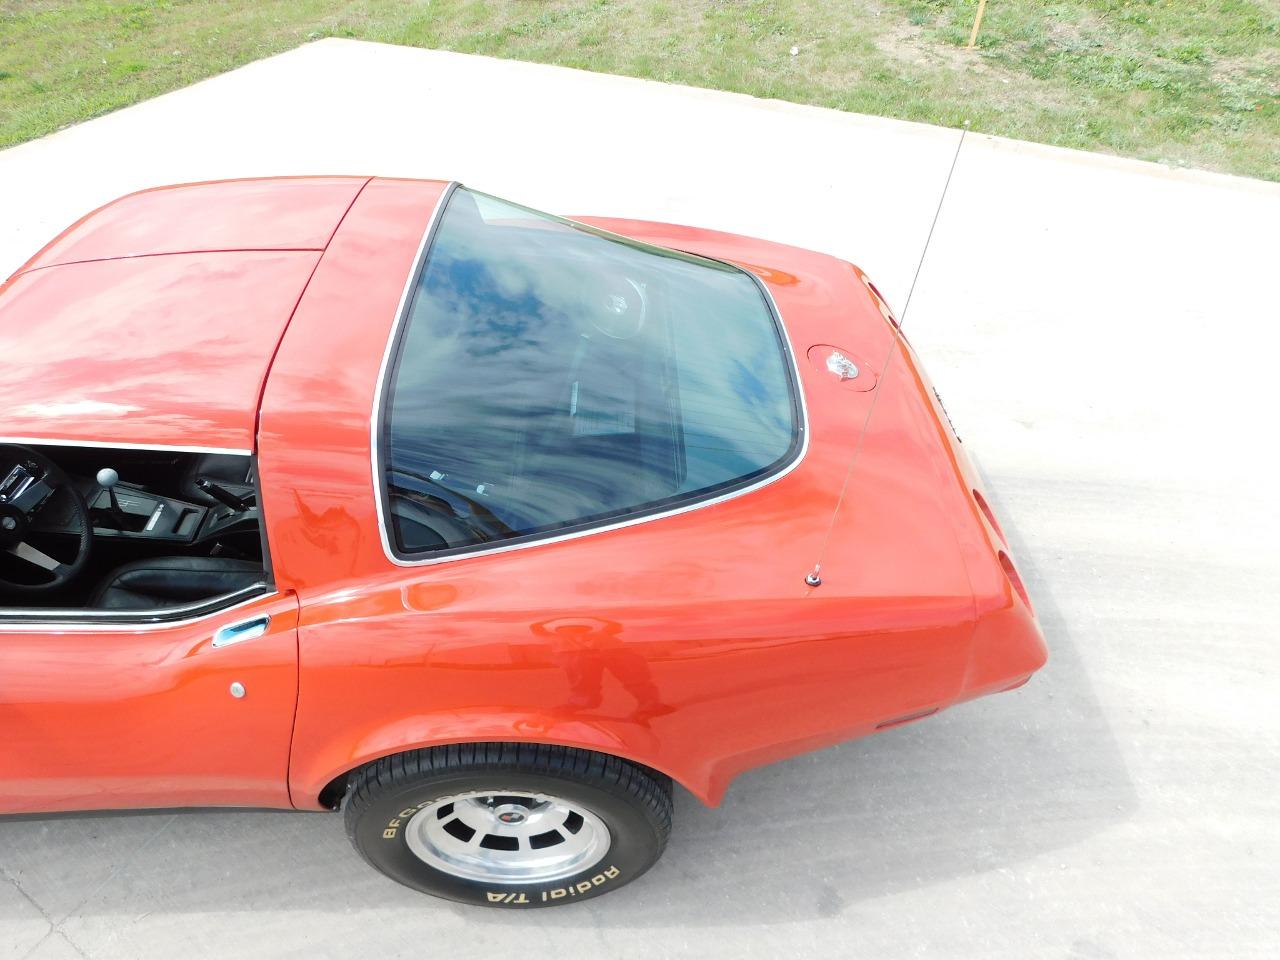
xmin=6 ymin=541 xmax=60 ymax=572
xmin=543 ymin=802 xmax=573 ymax=832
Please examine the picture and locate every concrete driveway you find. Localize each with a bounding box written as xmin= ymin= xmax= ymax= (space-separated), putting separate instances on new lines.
xmin=1 ymin=39 xmax=1277 ymax=960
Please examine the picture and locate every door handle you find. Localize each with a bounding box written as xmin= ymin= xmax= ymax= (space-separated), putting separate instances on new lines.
xmin=212 ymin=614 xmax=271 ymax=648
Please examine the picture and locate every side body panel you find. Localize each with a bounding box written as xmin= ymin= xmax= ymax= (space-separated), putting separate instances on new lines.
xmin=265 ymin=185 xmax=1031 ymax=809
xmin=0 ymin=593 xmax=300 ymax=814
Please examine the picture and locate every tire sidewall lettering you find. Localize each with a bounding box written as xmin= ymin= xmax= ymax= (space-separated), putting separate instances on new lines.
xmin=535 ymin=865 xmax=621 ymax=903
xmin=381 ymin=800 xmax=433 ymax=839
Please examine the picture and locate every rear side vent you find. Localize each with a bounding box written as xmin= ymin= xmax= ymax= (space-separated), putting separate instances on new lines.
xmin=864 ymin=279 xmax=899 ymax=328
xmin=973 ymin=488 xmax=1006 ymax=545
xmin=998 ymin=551 xmax=1033 ymax=613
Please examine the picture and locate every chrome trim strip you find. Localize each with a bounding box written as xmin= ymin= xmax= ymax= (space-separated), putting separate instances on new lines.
xmin=0 ymin=586 xmax=272 ymax=631
xmin=0 ymin=436 xmax=252 ymax=456
xmin=370 ymin=181 xmax=461 ymax=565
xmin=369 ymin=187 xmax=811 ymax=569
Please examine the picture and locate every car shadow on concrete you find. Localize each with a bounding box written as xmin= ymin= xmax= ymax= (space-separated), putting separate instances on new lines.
xmin=0 ymin=480 xmax=1135 ymax=936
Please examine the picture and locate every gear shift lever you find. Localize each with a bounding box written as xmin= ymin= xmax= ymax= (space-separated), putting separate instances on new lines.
xmin=96 ymin=467 xmax=126 ymax=528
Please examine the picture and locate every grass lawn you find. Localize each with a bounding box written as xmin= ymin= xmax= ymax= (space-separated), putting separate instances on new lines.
xmin=1 ymin=0 xmax=1277 ymax=180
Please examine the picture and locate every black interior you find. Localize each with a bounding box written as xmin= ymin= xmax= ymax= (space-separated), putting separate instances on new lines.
xmin=0 ymin=444 xmax=268 ymax=612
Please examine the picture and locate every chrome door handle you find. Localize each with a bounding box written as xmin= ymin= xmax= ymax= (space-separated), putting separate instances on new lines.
xmin=212 ymin=614 xmax=271 ymax=648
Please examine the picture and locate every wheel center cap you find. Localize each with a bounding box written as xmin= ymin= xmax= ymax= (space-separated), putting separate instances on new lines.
xmin=493 ymin=803 xmax=528 ymax=825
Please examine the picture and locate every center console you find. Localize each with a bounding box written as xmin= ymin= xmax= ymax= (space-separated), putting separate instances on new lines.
xmin=85 ymin=481 xmax=259 ymax=544
xmin=25 ymin=471 xmax=259 ymax=545
xmin=88 ymin=483 xmax=208 ymax=542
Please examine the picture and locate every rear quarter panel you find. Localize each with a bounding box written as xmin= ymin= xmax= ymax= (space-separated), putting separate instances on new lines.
xmin=889 ymin=332 xmax=1048 ymax=700
xmin=262 ymin=192 xmax=1021 ymax=807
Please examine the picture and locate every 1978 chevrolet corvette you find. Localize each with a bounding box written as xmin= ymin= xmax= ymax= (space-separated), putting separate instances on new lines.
xmin=0 ymin=177 xmax=1046 ymax=907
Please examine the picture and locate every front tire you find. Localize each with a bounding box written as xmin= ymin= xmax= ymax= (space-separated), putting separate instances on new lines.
xmin=343 ymin=743 xmax=673 ymax=907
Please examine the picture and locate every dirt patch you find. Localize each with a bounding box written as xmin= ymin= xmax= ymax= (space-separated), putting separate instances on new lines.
xmin=874 ymin=17 xmax=996 ymax=74
xmin=1212 ymin=47 xmax=1280 ymax=84
xmin=1044 ymin=11 xmax=1105 ymax=47
xmin=870 ymin=12 xmax=1098 ymax=117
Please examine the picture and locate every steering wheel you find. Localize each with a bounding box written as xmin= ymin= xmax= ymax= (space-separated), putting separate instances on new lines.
xmin=0 ymin=444 xmax=93 ymax=594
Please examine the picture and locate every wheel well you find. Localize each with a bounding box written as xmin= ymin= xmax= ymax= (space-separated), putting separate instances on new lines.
xmin=318 ymin=768 xmax=352 ymax=810
xmin=315 ymin=741 xmax=677 ymax=811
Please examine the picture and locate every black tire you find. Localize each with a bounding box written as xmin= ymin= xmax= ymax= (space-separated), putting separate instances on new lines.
xmin=344 ymin=743 xmax=673 ymax=908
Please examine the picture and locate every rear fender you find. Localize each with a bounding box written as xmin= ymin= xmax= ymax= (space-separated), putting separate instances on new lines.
xmin=290 ymin=710 xmax=712 ymax=810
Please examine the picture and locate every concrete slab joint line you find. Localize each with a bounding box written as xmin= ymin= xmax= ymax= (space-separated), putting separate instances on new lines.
xmin=0 ymin=37 xmax=1277 ymax=959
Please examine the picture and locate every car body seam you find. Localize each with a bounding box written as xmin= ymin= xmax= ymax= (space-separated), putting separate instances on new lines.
xmin=281 ymin=588 xmax=304 ymax=810
xmin=11 ymin=247 xmax=327 ymax=276
xmin=251 ymin=177 xmax=374 ymax=453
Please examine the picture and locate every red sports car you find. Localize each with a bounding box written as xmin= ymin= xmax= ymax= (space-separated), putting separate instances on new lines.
xmin=0 ymin=177 xmax=1046 ymax=907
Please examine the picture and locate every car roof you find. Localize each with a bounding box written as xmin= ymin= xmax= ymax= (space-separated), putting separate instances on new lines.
xmin=0 ymin=250 xmax=323 ymax=453
xmin=0 ymin=178 xmax=370 ymax=453
xmin=15 ymin=177 xmax=369 ymax=271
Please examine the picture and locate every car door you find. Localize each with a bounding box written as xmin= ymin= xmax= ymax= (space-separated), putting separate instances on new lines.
xmin=0 ymin=591 xmax=298 ymax=814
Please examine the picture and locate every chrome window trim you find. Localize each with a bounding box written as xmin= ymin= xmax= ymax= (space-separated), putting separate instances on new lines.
xmin=0 ymin=585 xmax=275 ymax=631
xmin=368 ymin=180 xmax=456 ymax=565
xmin=370 ymin=184 xmax=810 ymax=569
xmin=0 ymin=436 xmax=251 ymax=456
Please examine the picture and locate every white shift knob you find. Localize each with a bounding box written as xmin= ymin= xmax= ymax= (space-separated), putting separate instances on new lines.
xmin=96 ymin=467 xmax=119 ymax=489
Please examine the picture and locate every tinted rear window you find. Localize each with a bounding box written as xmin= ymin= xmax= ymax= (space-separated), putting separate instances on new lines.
xmin=380 ymin=187 xmax=800 ymax=558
